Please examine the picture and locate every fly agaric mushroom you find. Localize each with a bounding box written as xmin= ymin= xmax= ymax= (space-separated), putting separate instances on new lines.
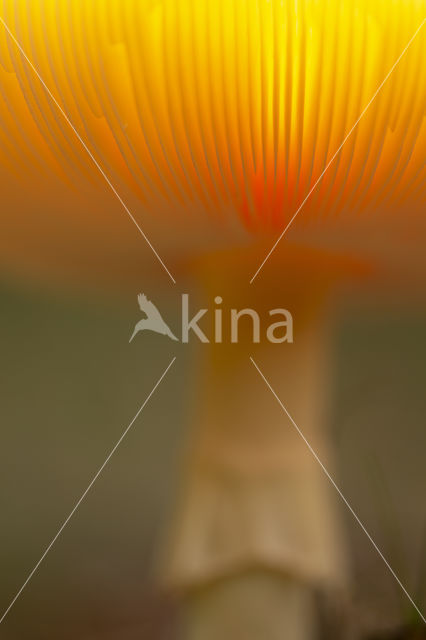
xmin=0 ymin=0 xmax=425 ymax=637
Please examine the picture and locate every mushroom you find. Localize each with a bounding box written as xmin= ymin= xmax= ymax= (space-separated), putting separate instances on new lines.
xmin=0 ymin=1 xmax=425 ymax=637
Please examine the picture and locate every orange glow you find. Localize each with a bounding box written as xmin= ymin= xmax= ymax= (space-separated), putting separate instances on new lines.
xmin=0 ymin=0 xmax=424 ymax=237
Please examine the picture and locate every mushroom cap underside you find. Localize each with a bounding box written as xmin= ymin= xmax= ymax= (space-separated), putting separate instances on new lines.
xmin=0 ymin=0 xmax=424 ymax=286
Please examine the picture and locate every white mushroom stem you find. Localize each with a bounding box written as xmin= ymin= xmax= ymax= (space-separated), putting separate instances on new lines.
xmin=161 ymin=263 xmax=347 ymax=638
xmin=182 ymin=571 xmax=317 ymax=640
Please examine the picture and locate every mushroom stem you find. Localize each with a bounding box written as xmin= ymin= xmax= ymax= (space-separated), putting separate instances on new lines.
xmin=161 ymin=258 xmax=347 ymax=637
xmin=182 ymin=570 xmax=317 ymax=640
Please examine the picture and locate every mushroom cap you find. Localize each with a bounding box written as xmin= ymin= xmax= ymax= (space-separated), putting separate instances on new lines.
xmin=0 ymin=0 xmax=424 ymax=286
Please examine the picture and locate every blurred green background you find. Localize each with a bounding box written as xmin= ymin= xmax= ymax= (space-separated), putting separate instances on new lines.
xmin=0 ymin=277 xmax=425 ymax=638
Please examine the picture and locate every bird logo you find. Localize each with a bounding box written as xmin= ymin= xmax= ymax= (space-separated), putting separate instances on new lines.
xmin=129 ymin=294 xmax=179 ymax=343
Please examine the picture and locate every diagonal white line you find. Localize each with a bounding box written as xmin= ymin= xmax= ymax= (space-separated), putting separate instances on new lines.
xmin=0 ymin=356 xmax=176 ymax=626
xmin=0 ymin=17 xmax=176 ymax=285
xmin=250 ymin=356 xmax=426 ymax=624
xmin=250 ymin=18 xmax=426 ymax=284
